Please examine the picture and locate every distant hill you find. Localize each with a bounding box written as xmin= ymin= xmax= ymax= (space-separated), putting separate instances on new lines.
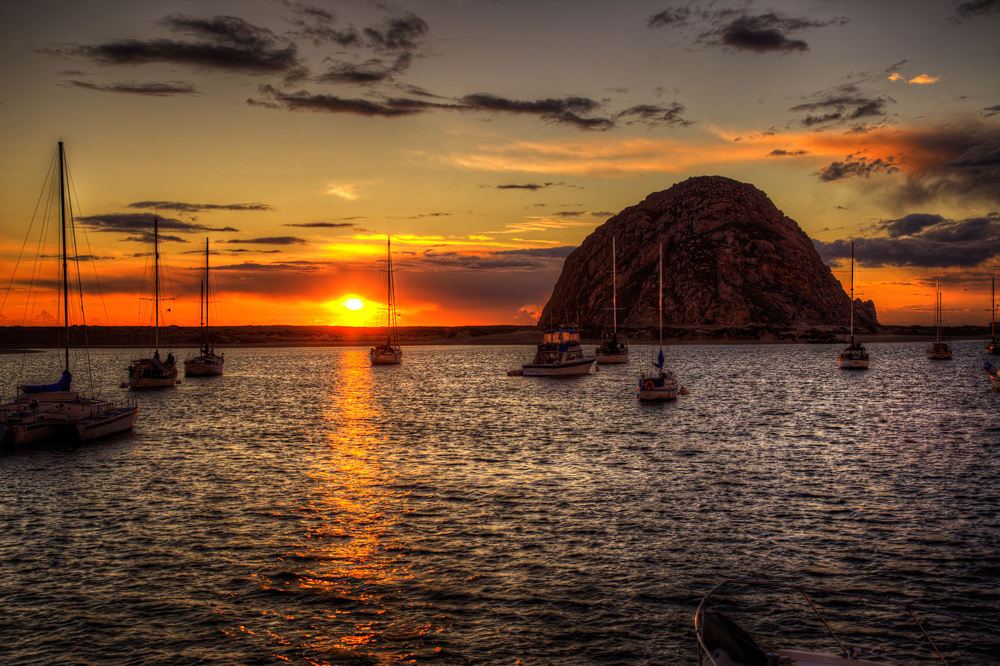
xmin=541 ymin=176 xmax=878 ymax=329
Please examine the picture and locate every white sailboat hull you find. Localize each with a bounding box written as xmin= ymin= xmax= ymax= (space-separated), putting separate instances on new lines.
xmin=370 ymin=349 xmax=403 ymax=365
xmin=596 ymin=351 xmax=628 ymax=364
xmin=184 ymin=356 xmax=225 ymax=376
xmin=522 ymin=357 xmax=595 ymax=376
xmin=2 ymin=392 xmax=138 ymax=446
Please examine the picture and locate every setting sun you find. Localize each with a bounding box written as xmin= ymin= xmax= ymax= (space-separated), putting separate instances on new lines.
xmin=344 ymin=298 xmax=364 ymax=311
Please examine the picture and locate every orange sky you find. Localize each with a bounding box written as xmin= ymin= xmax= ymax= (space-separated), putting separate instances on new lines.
xmin=1 ymin=1 xmax=999 ymax=328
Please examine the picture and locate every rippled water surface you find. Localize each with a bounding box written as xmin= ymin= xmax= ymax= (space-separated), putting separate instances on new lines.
xmin=2 ymin=342 xmax=999 ymax=665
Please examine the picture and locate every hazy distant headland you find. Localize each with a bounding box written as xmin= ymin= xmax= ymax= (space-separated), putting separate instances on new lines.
xmin=0 ymin=324 xmax=986 ymax=351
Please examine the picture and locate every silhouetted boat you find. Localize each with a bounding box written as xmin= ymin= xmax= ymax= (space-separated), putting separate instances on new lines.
xmin=1 ymin=142 xmax=138 ymax=448
xmin=128 ymin=216 xmax=178 ymax=388
xmin=638 ymin=243 xmax=679 ymax=400
xmin=838 ymin=241 xmax=869 ymax=369
xmin=370 ymin=236 xmax=403 ymax=365
xmin=184 ymin=238 xmax=225 ymax=376
xmin=926 ymin=277 xmax=951 ymax=360
xmin=596 ymin=236 xmax=628 ymax=364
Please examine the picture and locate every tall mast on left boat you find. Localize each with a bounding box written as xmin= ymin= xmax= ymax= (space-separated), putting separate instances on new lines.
xmin=369 ymin=235 xmax=403 ymax=365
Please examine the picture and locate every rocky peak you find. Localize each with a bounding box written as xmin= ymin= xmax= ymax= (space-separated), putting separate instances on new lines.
xmin=541 ymin=176 xmax=879 ymax=329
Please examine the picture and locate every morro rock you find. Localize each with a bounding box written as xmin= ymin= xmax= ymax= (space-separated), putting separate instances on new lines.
xmin=541 ymin=176 xmax=878 ymax=329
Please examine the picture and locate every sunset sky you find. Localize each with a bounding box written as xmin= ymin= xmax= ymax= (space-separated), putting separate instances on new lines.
xmin=1 ymin=0 xmax=999 ymax=328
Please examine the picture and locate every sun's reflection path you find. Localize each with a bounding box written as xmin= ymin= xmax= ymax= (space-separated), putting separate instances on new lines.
xmin=243 ymin=349 xmax=432 ymax=665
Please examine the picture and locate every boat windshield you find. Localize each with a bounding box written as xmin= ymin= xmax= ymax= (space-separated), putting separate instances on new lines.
xmin=542 ymin=330 xmax=580 ymax=345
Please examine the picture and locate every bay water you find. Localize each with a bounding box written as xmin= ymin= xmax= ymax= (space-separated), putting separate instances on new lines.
xmin=2 ymin=342 xmax=999 ymax=665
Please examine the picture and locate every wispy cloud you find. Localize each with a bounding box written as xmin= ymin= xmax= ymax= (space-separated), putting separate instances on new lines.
xmin=225 ymin=236 xmax=310 ymax=245
xmin=64 ymin=80 xmax=198 ymax=96
xmin=127 ymin=201 xmax=272 ymax=212
xmin=78 ymin=213 xmax=239 ymax=234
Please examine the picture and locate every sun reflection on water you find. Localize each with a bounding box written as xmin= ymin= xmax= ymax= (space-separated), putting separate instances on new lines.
xmin=244 ymin=350 xmax=421 ymax=664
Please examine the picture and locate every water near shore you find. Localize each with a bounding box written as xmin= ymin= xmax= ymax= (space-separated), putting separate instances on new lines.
xmin=2 ymin=342 xmax=999 ymax=665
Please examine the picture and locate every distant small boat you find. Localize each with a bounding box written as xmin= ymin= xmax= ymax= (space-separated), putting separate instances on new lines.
xmin=986 ymin=277 xmax=1000 ymax=355
xmin=184 ymin=238 xmax=225 ymax=376
xmin=638 ymin=243 xmax=679 ymax=401
xmin=370 ymin=236 xmax=403 ymax=365
xmin=926 ymin=277 xmax=951 ymax=360
xmin=1 ymin=142 xmax=138 ymax=447
xmin=596 ymin=236 xmax=629 ymax=364
xmin=522 ymin=329 xmax=596 ymax=376
xmin=695 ymin=579 xmax=1000 ymax=666
xmin=128 ymin=216 xmax=178 ymax=388
xmin=838 ymin=241 xmax=869 ymax=369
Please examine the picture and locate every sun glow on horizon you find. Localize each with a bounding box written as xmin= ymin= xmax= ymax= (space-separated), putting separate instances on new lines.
xmin=344 ymin=298 xmax=364 ymax=310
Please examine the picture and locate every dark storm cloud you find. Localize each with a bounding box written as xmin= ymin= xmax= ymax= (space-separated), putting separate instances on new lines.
xmin=64 ymin=80 xmax=198 ymax=96
xmin=127 ymin=201 xmax=272 ymax=213
xmin=617 ymin=102 xmax=694 ymax=128
xmin=648 ymin=6 xmax=847 ymax=54
xmin=953 ymin=0 xmax=1000 ymax=19
xmin=884 ymin=132 xmax=1000 ymax=206
xmin=984 ymin=105 xmax=1000 ymax=118
xmin=225 ymin=237 xmax=309 ymax=245
xmin=49 ymin=14 xmax=307 ymax=79
xmin=790 ymin=84 xmax=892 ymax=127
xmin=814 ymin=212 xmax=1000 ymax=268
xmin=816 ymin=152 xmax=901 ymax=181
xmin=77 ymin=213 xmax=238 ymax=234
xmin=282 ymin=222 xmax=356 ymax=228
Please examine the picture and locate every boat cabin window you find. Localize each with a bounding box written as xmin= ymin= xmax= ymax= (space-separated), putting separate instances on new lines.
xmin=542 ymin=330 xmax=580 ymax=345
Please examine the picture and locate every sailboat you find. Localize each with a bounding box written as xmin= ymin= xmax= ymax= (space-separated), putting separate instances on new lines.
xmin=127 ymin=216 xmax=179 ymax=388
xmin=985 ymin=277 xmax=1000 ymax=355
xmin=638 ymin=243 xmax=679 ymax=400
xmin=183 ymin=238 xmax=225 ymax=376
xmin=1 ymin=142 xmax=139 ymax=448
xmin=596 ymin=235 xmax=629 ymax=364
xmin=369 ymin=236 xmax=403 ymax=365
xmin=837 ymin=241 xmax=870 ymax=369
xmin=926 ymin=277 xmax=952 ymax=359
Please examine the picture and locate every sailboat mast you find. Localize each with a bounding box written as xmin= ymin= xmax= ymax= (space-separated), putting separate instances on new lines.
xmin=154 ymin=216 xmax=160 ymax=351
xmin=658 ymin=242 xmax=663 ymax=353
xmin=58 ymin=142 xmax=70 ymax=373
xmin=849 ymin=241 xmax=855 ymax=341
xmin=204 ymin=237 xmax=210 ymax=329
xmin=992 ymin=277 xmax=995 ymax=339
xmin=612 ymin=236 xmax=617 ymax=337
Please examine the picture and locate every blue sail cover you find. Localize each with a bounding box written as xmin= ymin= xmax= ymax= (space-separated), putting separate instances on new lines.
xmin=654 ymin=350 xmax=665 ymax=369
xmin=22 ymin=370 xmax=72 ymax=393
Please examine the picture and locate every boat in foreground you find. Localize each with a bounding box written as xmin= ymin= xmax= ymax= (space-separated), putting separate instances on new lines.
xmin=1 ymin=142 xmax=138 ymax=448
xmin=522 ymin=329 xmax=596 ymax=376
xmin=184 ymin=238 xmax=225 ymax=376
xmin=984 ymin=362 xmax=1000 ymax=389
xmin=638 ymin=243 xmax=679 ymax=400
xmin=695 ymin=579 xmax=1000 ymax=666
xmin=838 ymin=241 xmax=869 ymax=369
xmin=370 ymin=236 xmax=403 ymax=365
